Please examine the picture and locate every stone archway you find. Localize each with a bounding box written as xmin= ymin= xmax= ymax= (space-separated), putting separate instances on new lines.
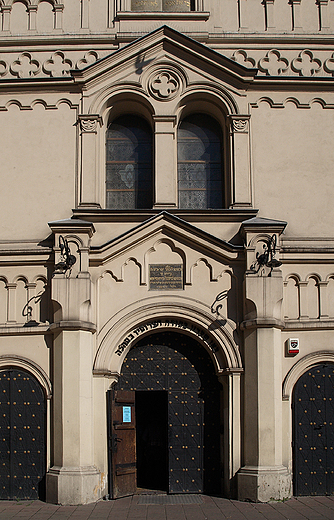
xmin=113 ymin=330 xmax=222 ymax=495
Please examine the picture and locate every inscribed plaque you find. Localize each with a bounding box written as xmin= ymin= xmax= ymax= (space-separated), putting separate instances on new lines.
xmin=131 ymin=0 xmax=162 ymax=11
xmin=163 ymin=0 xmax=190 ymax=11
xmin=149 ymin=264 xmax=183 ymax=290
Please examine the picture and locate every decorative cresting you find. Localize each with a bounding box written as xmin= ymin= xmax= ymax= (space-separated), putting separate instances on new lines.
xmin=282 ymin=351 xmax=334 ymax=401
xmin=146 ymin=65 xmax=185 ymax=101
xmin=93 ymin=300 xmax=242 ymax=380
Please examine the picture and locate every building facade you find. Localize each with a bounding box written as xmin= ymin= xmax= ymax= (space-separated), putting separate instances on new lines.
xmin=0 ymin=0 xmax=334 ymax=505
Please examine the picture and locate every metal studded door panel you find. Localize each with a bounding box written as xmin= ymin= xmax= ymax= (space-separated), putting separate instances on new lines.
xmin=0 ymin=369 xmax=46 ymax=500
xmin=115 ymin=331 xmax=221 ymax=495
xmin=294 ymin=364 xmax=334 ymax=496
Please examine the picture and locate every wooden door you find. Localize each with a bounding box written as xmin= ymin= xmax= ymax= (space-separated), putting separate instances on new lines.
xmin=108 ymin=390 xmax=136 ymax=499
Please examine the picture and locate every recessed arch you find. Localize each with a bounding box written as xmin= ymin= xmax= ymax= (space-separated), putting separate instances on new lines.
xmin=178 ymin=85 xmax=239 ymax=118
xmin=92 ymin=87 xmax=154 ymax=122
xmin=282 ymin=351 xmax=334 ymax=401
xmin=0 ymin=355 xmax=52 ymax=398
xmin=94 ymin=296 xmax=243 ymax=379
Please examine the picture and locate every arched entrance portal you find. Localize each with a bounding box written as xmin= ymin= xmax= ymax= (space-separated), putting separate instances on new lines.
xmin=293 ymin=363 xmax=334 ymax=496
xmin=110 ymin=331 xmax=221 ymax=497
xmin=0 ymin=368 xmax=46 ymax=500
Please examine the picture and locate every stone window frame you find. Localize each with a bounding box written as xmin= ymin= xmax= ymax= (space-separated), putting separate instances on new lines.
xmin=78 ymin=94 xmax=252 ymax=211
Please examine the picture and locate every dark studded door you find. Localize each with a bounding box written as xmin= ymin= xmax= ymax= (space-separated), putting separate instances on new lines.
xmin=293 ymin=363 xmax=334 ymax=496
xmin=0 ymin=369 xmax=46 ymax=500
xmin=114 ymin=331 xmax=221 ymax=495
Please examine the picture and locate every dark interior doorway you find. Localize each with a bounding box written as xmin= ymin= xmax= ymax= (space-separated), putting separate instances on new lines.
xmin=135 ymin=390 xmax=168 ymax=492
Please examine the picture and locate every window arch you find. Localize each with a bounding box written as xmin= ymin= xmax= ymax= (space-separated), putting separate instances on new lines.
xmin=106 ymin=115 xmax=153 ymax=210
xmin=177 ymin=113 xmax=224 ymax=209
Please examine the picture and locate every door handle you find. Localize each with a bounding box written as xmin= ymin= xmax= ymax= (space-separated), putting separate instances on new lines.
xmin=112 ymin=435 xmax=122 ymax=452
xmin=314 ymin=424 xmax=324 ymax=430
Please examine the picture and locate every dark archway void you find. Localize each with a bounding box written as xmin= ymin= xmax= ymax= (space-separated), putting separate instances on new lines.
xmin=293 ymin=363 xmax=334 ymax=496
xmin=106 ymin=115 xmax=153 ymax=210
xmin=0 ymin=369 xmax=46 ymax=500
xmin=115 ymin=331 xmax=221 ymax=495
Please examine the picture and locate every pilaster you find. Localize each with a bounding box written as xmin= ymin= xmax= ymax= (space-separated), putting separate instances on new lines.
xmin=228 ymin=115 xmax=252 ymax=208
xmin=46 ymin=219 xmax=100 ymax=505
xmin=219 ymin=370 xmax=242 ymax=498
xmin=153 ymin=115 xmax=177 ymax=209
xmin=78 ymin=115 xmax=103 ymax=209
xmin=238 ymin=217 xmax=291 ymax=502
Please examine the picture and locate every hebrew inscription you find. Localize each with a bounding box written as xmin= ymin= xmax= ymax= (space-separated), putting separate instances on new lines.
xmin=149 ymin=264 xmax=183 ymax=290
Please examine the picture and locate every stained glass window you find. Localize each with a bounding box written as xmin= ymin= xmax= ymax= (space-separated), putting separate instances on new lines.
xmin=106 ymin=115 xmax=153 ymax=209
xmin=177 ymin=114 xmax=223 ymax=209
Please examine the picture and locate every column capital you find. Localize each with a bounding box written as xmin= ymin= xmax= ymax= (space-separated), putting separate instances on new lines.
xmin=228 ymin=114 xmax=251 ymax=133
xmin=78 ymin=114 xmax=103 ymax=133
xmin=53 ymin=3 xmax=64 ymax=12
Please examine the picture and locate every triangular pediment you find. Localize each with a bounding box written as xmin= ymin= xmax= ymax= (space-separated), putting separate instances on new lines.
xmin=89 ymin=212 xmax=243 ymax=267
xmin=72 ymin=25 xmax=257 ymax=93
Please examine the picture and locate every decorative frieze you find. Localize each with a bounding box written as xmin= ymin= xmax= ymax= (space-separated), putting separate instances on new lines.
xmin=0 ymin=49 xmax=334 ymax=79
xmin=259 ymin=49 xmax=289 ymax=76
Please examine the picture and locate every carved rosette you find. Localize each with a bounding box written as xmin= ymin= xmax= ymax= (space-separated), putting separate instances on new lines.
xmin=78 ymin=115 xmax=102 ymax=133
xmin=148 ymin=70 xmax=181 ymax=101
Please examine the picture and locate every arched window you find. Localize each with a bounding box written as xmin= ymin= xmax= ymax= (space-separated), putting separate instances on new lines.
xmin=106 ymin=115 xmax=153 ymax=209
xmin=177 ymin=114 xmax=223 ymax=209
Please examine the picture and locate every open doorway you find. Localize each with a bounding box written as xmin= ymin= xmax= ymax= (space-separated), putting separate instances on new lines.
xmin=135 ymin=390 xmax=168 ymax=492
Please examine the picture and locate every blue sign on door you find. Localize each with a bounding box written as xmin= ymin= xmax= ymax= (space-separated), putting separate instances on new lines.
xmin=123 ymin=406 xmax=131 ymax=423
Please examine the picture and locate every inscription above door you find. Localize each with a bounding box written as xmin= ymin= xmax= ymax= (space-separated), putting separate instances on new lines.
xmin=149 ymin=264 xmax=183 ymax=290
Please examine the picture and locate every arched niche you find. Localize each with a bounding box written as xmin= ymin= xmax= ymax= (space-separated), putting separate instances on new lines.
xmin=94 ymin=297 xmax=242 ymax=379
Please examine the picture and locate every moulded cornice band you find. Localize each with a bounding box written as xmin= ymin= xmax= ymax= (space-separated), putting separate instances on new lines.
xmin=240 ymin=318 xmax=285 ymax=330
xmin=49 ymin=321 xmax=96 ymax=333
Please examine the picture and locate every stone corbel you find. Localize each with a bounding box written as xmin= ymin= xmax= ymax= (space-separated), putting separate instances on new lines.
xmin=228 ymin=115 xmax=252 ymax=208
xmin=78 ymin=115 xmax=103 ymax=208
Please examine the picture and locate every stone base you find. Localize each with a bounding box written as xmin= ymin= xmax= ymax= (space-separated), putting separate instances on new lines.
xmin=237 ymin=465 xmax=292 ymax=502
xmin=46 ymin=465 xmax=102 ymax=505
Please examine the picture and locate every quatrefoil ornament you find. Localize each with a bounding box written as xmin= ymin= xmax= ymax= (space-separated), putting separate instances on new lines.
xmin=149 ymin=70 xmax=181 ymax=101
